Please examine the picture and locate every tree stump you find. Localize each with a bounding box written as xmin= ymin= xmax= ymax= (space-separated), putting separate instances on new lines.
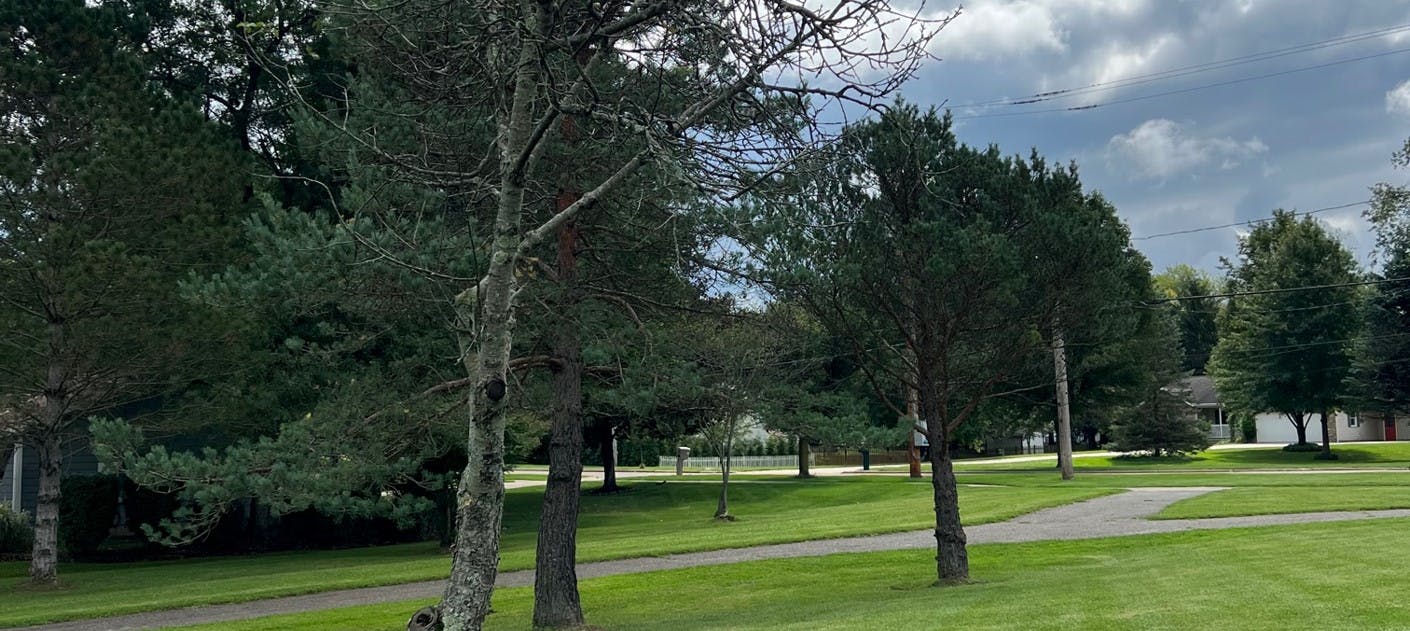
xmin=407 ymin=605 xmax=442 ymax=631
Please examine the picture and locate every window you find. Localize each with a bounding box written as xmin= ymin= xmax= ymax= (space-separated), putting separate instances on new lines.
xmin=1347 ymin=414 xmax=1360 ymax=428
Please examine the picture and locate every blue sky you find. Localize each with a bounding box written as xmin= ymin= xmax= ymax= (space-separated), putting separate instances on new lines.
xmin=893 ymin=0 xmax=1410 ymax=274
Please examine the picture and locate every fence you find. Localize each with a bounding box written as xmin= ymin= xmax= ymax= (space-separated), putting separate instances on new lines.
xmin=1208 ymin=425 xmax=1233 ymax=441
xmin=657 ymin=454 xmax=814 ymax=470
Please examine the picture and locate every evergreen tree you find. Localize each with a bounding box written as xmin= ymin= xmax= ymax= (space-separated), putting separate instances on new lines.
xmin=0 ymin=0 xmax=247 ymax=583
xmin=1107 ymin=383 xmax=1211 ymax=457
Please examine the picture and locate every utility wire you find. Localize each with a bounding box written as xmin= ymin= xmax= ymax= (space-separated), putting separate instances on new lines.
xmin=954 ymin=23 xmax=1410 ymax=110
xmin=955 ymin=47 xmax=1410 ymax=120
xmin=1133 ymin=201 xmax=1369 ymax=241
xmin=1145 ymin=276 xmax=1410 ymax=304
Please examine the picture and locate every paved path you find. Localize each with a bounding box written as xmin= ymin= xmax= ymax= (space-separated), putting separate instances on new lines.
xmin=26 ymin=487 xmax=1410 ymax=631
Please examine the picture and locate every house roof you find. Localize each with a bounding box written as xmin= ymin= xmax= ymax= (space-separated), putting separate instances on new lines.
xmin=1176 ymin=376 xmax=1220 ymax=408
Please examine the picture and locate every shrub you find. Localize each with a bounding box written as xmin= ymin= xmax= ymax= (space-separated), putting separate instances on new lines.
xmin=0 ymin=504 xmax=33 ymax=554
xmin=1282 ymin=442 xmax=1322 ymax=452
xmin=59 ymin=474 xmax=119 ymax=556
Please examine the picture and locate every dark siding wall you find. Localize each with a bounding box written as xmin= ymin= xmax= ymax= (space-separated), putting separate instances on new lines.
xmin=0 ymin=444 xmax=101 ymax=518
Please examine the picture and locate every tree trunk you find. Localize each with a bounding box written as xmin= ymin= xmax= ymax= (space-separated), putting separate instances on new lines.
xmin=597 ymin=424 xmax=618 ymax=493
xmin=532 ymin=219 xmax=585 ymax=629
xmin=1052 ymin=330 xmax=1074 ymax=480
xmin=1318 ymin=408 xmax=1335 ymax=459
xmin=1289 ymin=411 xmax=1308 ymax=445
xmin=905 ymin=372 xmax=922 ymax=479
xmin=29 ymin=432 xmax=61 ymax=584
xmin=714 ymin=459 xmax=730 ymax=519
xmin=925 ymin=426 xmax=968 ymax=582
xmin=796 ymin=434 xmax=811 ymax=477
xmin=436 ymin=11 xmax=544 ymax=624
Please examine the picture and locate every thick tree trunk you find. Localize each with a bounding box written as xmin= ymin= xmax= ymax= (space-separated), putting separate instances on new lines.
xmin=532 ymin=219 xmax=585 ymax=628
xmin=597 ymin=424 xmax=619 ymax=493
xmin=1052 ymin=330 xmax=1074 ymax=480
xmin=29 ymin=432 xmax=61 ymax=584
xmin=1290 ymin=411 xmax=1309 ymax=445
xmin=926 ymin=428 xmax=968 ymax=582
xmin=796 ymin=434 xmax=811 ymax=477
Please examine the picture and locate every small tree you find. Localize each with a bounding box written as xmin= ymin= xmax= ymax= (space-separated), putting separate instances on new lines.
xmin=1108 ymin=385 xmax=1211 ymax=457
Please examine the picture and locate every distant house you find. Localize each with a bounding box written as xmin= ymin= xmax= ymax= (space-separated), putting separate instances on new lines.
xmin=1176 ymin=376 xmax=1232 ymax=442
xmin=1175 ymin=375 xmax=1410 ymax=444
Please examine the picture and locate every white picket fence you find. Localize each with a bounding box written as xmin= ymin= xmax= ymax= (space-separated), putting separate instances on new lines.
xmin=657 ymin=454 xmax=815 ymax=469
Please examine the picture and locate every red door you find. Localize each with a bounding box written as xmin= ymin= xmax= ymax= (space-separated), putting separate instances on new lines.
xmin=1387 ymin=418 xmax=1397 ymax=441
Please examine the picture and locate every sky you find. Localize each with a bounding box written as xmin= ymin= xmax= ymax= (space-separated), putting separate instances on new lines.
xmin=893 ymin=0 xmax=1410 ymax=274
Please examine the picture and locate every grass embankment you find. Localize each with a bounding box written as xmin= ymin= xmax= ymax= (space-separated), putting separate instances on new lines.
xmin=953 ymin=442 xmax=1410 ymax=471
xmin=0 ymin=478 xmax=1109 ymax=627
xmin=172 ymin=518 xmax=1410 ymax=630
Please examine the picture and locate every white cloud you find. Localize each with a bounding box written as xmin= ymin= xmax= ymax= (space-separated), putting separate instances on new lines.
xmin=1386 ymin=79 xmax=1410 ymax=116
xmin=1106 ymin=119 xmax=1268 ymax=180
xmin=932 ymin=1 xmax=1067 ymax=60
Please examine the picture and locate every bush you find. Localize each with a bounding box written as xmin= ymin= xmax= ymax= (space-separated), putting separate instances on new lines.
xmin=1238 ymin=416 xmax=1257 ymax=443
xmin=59 ymin=474 xmax=119 ymax=556
xmin=0 ymin=504 xmax=33 ymax=554
xmin=1282 ymin=442 xmax=1322 ymax=452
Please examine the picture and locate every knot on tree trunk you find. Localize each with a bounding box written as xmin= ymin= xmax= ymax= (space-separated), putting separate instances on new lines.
xmin=407 ymin=605 xmax=443 ymax=631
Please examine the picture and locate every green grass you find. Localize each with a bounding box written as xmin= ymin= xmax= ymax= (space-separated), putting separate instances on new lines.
xmin=0 ymin=478 xmax=1110 ymax=627
xmin=954 ymin=442 xmax=1410 ymax=471
xmin=170 ymin=518 xmax=1410 ymax=631
xmin=1156 ymin=486 xmax=1410 ymax=519
xmin=956 ymin=470 xmax=1410 ymax=489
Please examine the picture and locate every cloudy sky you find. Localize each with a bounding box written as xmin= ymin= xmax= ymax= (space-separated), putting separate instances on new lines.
xmin=894 ymin=0 xmax=1410 ymax=274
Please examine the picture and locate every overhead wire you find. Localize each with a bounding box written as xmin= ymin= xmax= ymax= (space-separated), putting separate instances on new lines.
xmin=954 ymin=46 xmax=1410 ymax=120
xmin=954 ymin=22 xmax=1410 ymax=110
xmin=1133 ymin=201 xmax=1369 ymax=241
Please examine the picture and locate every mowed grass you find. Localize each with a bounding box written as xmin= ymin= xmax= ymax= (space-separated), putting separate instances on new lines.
xmin=0 ymin=478 xmax=1110 ymax=627
xmin=1156 ymin=486 xmax=1410 ymax=519
xmin=954 ymin=442 xmax=1410 ymax=471
xmin=171 ymin=518 xmax=1410 ymax=631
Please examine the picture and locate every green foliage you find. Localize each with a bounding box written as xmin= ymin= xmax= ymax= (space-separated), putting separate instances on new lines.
xmin=57 ymin=475 xmax=119 ymax=556
xmin=1363 ymin=139 xmax=1410 ymax=414
xmin=1208 ymin=210 xmax=1363 ymax=442
xmin=0 ymin=505 xmax=33 ymax=554
xmin=1154 ymin=265 xmax=1222 ymax=374
xmin=1281 ymin=442 xmax=1322 ymax=453
xmin=1106 ymin=385 xmax=1211 ymax=457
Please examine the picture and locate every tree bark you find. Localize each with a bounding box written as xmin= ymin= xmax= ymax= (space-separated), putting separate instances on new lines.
xmin=1318 ymin=408 xmax=1335 ymax=459
xmin=905 ymin=371 xmax=922 ymax=479
xmin=436 ymin=8 xmax=545 ymax=626
xmin=532 ymin=219 xmax=585 ymax=629
xmin=714 ymin=459 xmax=730 ymax=519
xmin=796 ymin=434 xmax=811 ymax=477
xmin=925 ymin=424 xmax=968 ymax=582
xmin=29 ymin=432 xmax=61 ymax=584
xmin=597 ymin=423 xmax=619 ymax=493
xmin=1289 ymin=411 xmax=1309 ymax=445
xmin=1052 ymin=330 xmax=1074 ymax=480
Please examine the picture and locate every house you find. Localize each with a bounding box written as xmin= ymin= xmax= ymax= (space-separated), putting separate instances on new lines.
xmin=1177 ymin=376 xmax=1232 ymax=441
xmin=1176 ymin=375 xmax=1410 ymax=444
xmin=1 ymin=443 xmax=102 ymax=515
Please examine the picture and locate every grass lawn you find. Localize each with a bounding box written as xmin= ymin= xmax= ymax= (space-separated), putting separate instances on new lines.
xmin=954 ymin=442 xmax=1410 ymax=471
xmin=170 ymin=518 xmax=1410 ymax=631
xmin=1155 ymin=486 xmax=1410 ymax=519
xmin=0 ymin=478 xmax=1110 ymax=628
xmin=956 ymin=470 xmax=1410 ymax=489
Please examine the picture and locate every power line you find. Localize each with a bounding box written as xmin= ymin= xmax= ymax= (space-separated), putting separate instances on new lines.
xmin=955 ymin=46 xmax=1410 ymax=120
xmin=954 ymin=23 xmax=1410 ymax=110
xmin=1133 ymin=201 xmax=1369 ymax=241
xmin=1145 ymin=276 xmax=1410 ymax=304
